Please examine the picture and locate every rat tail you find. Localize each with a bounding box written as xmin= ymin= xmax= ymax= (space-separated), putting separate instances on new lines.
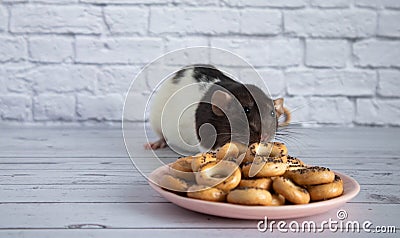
xmin=279 ymin=107 xmax=291 ymax=127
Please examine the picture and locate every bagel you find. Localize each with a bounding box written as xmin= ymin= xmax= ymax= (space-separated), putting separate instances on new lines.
xmin=270 ymin=142 xmax=288 ymax=157
xmin=243 ymin=142 xmax=272 ymax=163
xmin=196 ymin=161 xmax=241 ymax=192
xmin=286 ymin=155 xmax=305 ymax=167
xmin=220 ymin=153 xmax=246 ymax=166
xmin=227 ymin=188 xmax=272 ymax=205
xmin=187 ymin=185 xmax=226 ymax=202
xmin=242 ymin=156 xmax=288 ymax=178
xmin=288 ymin=166 xmax=335 ymax=185
xmin=272 ymin=176 xmax=310 ymax=204
xmin=191 ymin=152 xmax=217 ymax=172
xmin=159 ymin=174 xmax=188 ymax=192
xmin=238 ymin=178 xmax=272 ymax=190
xmin=307 ymin=175 xmax=344 ymax=201
xmin=243 ymin=142 xmax=288 ymax=163
xmin=270 ymin=193 xmax=286 ymax=206
xmin=170 ymin=156 xmax=195 ymax=181
xmin=216 ymin=142 xmax=247 ymax=160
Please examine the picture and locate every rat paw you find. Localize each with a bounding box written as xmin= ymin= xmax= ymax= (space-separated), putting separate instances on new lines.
xmin=144 ymin=138 xmax=167 ymax=150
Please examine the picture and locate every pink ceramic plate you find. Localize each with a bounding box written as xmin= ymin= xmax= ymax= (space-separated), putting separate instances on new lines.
xmin=148 ymin=165 xmax=360 ymax=220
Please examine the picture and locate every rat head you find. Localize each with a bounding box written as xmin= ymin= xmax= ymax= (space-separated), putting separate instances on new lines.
xmin=200 ymin=83 xmax=284 ymax=148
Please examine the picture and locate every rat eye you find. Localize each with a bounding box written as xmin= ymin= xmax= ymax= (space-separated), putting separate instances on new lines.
xmin=244 ymin=107 xmax=251 ymax=114
xmin=271 ymin=110 xmax=275 ymax=117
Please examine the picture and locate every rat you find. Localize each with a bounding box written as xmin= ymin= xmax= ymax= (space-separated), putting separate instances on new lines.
xmin=145 ymin=65 xmax=289 ymax=154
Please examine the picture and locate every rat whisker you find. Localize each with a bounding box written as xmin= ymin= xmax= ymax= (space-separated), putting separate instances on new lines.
xmin=274 ymin=135 xmax=307 ymax=155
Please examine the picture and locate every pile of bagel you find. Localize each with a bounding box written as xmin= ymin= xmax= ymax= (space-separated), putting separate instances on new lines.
xmin=159 ymin=142 xmax=343 ymax=206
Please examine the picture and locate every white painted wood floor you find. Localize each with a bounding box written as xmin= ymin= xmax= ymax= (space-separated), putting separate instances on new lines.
xmin=0 ymin=125 xmax=399 ymax=237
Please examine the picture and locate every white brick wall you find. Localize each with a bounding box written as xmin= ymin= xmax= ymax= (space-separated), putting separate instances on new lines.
xmin=29 ymin=36 xmax=74 ymax=63
xmin=305 ymin=39 xmax=348 ymax=68
xmin=0 ymin=0 xmax=398 ymax=127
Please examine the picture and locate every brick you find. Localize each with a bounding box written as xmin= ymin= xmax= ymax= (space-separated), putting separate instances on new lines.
xmin=378 ymin=11 xmax=400 ymax=37
xmin=0 ymin=37 xmax=27 ymax=62
xmin=31 ymin=0 xmax=78 ymax=3
xmin=176 ymin=0 xmax=219 ymax=6
xmin=77 ymin=94 xmax=123 ymax=121
xmin=353 ymin=39 xmax=400 ymax=67
xmin=240 ymin=69 xmax=285 ymax=97
xmin=223 ymin=0 xmax=307 ymax=8
xmin=97 ymin=66 xmax=146 ymax=95
xmin=286 ymin=70 xmax=377 ymax=96
xmin=29 ymin=36 xmax=73 ymax=63
xmin=306 ymin=39 xmax=348 ymax=68
xmin=164 ymin=37 xmax=209 ymax=65
xmin=377 ymin=70 xmax=400 ymax=97
xmin=240 ymin=9 xmax=281 ymax=35
xmin=24 ymin=65 xmax=96 ymax=93
xmin=10 ymin=5 xmax=102 ymax=34
xmin=0 ymin=76 xmax=5 ymax=94
xmin=123 ymin=92 xmax=149 ymax=121
xmin=309 ymin=97 xmax=353 ymax=124
xmin=0 ymin=63 xmax=36 ymax=93
xmin=355 ymin=99 xmax=400 ymax=125
xmin=165 ymin=37 xmax=208 ymax=51
xmin=75 ymin=37 xmax=163 ymax=64
xmin=150 ymin=8 xmax=240 ymax=34
xmin=2 ymin=0 xmax=28 ymax=3
xmin=0 ymin=94 xmax=31 ymax=121
xmin=34 ymin=94 xmax=75 ymax=121
xmin=310 ymin=0 xmax=349 ymax=8
xmin=0 ymin=6 xmax=6 ymax=32
xmin=81 ymin=0 xmax=170 ymax=3
xmin=355 ymin=0 xmax=400 ymax=9
xmin=283 ymin=96 xmax=310 ymax=124
xmin=211 ymin=38 xmax=301 ymax=67
xmin=146 ymin=65 xmax=178 ymax=90
xmin=104 ymin=7 xmax=148 ymax=35
xmin=285 ymin=10 xmax=376 ymax=38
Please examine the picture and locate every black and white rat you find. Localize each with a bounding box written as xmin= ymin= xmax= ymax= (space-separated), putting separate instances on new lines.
xmin=146 ymin=65 xmax=288 ymax=154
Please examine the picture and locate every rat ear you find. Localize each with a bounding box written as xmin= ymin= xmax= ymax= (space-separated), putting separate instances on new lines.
xmin=273 ymin=98 xmax=284 ymax=116
xmin=211 ymin=90 xmax=232 ymax=116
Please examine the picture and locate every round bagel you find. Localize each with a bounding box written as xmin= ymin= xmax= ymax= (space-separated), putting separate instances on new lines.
xmin=272 ymin=176 xmax=310 ymax=204
xmin=270 ymin=193 xmax=286 ymax=206
xmin=216 ymin=142 xmax=239 ymax=160
xmin=196 ymin=161 xmax=241 ymax=192
xmin=170 ymin=156 xmax=195 ymax=181
xmin=242 ymin=156 xmax=288 ymax=178
xmin=286 ymin=155 xmax=305 ymax=167
xmin=238 ymin=178 xmax=272 ymax=190
xmin=243 ymin=142 xmax=272 ymax=163
xmin=216 ymin=142 xmax=248 ymax=161
xmin=270 ymin=142 xmax=288 ymax=157
xmin=159 ymin=174 xmax=188 ymax=192
xmin=191 ymin=152 xmax=217 ymax=172
xmin=307 ymin=175 xmax=344 ymax=201
xmin=288 ymin=166 xmax=335 ymax=185
xmin=187 ymin=185 xmax=226 ymax=202
xmin=227 ymin=188 xmax=272 ymax=205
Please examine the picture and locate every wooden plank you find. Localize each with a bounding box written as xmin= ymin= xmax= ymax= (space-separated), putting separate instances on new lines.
xmin=0 ymin=184 xmax=398 ymax=204
xmin=0 ymin=203 xmax=398 ymax=229
xmin=0 ymin=184 xmax=166 ymax=203
xmin=0 ymin=228 xmax=391 ymax=238
xmin=0 ymin=168 xmax=398 ymax=185
xmin=0 ymin=126 xmax=399 ymax=158
xmin=0 ymin=157 xmax=398 ymax=171
xmin=0 ymin=170 xmax=145 ymax=185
